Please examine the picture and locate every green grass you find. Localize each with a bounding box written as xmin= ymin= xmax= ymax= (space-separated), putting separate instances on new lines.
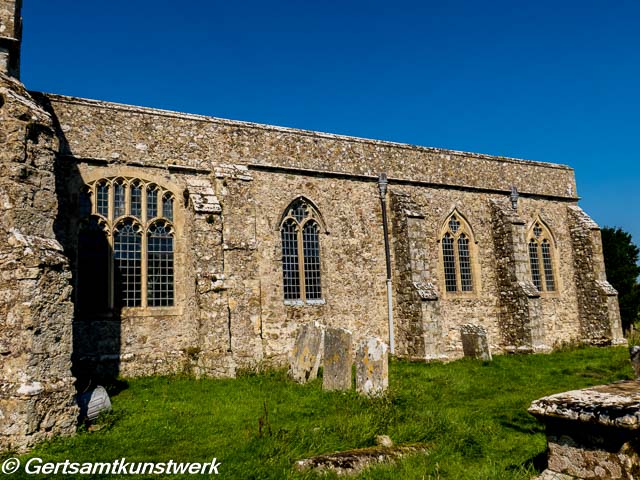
xmin=4 ymin=346 xmax=633 ymax=479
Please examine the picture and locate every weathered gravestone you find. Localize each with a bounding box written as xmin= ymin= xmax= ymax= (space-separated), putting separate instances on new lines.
xmin=323 ymin=328 xmax=353 ymax=391
xmin=356 ymin=337 xmax=388 ymax=396
xmin=460 ymin=323 xmax=492 ymax=361
xmin=289 ymin=322 xmax=324 ymax=383
xmin=630 ymin=345 xmax=640 ymax=378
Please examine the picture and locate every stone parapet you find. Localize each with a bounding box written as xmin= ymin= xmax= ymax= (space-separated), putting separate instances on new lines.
xmin=41 ymin=94 xmax=578 ymax=200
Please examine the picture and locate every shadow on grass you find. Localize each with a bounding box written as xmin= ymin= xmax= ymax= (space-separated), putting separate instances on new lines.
xmin=515 ymin=450 xmax=547 ymax=473
xmin=498 ymin=411 xmax=545 ymax=435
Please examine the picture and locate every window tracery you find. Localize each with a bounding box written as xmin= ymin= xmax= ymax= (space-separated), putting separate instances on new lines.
xmin=527 ymin=220 xmax=557 ymax=292
xmin=78 ymin=177 xmax=176 ymax=311
xmin=280 ymin=198 xmax=323 ymax=304
xmin=440 ymin=211 xmax=476 ymax=293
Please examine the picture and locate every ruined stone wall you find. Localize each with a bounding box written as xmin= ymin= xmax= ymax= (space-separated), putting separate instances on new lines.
xmin=0 ymin=74 xmax=76 ymax=452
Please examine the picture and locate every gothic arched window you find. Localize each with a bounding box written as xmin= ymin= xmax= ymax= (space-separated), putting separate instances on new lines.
xmin=440 ymin=212 xmax=476 ymax=293
xmin=528 ymin=220 xmax=557 ymax=292
xmin=280 ymin=198 xmax=323 ymax=304
xmin=78 ymin=177 xmax=176 ymax=311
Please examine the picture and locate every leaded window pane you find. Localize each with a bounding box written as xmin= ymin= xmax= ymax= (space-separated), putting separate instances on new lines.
xmin=281 ymin=220 xmax=300 ymax=301
xmin=291 ymin=200 xmax=308 ymax=223
xmin=147 ymin=222 xmax=174 ymax=307
xmin=114 ymin=220 xmax=142 ymax=307
xmin=114 ymin=181 xmax=125 ymax=218
xmin=541 ymin=240 xmax=555 ymax=291
xmin=130 ymin=182 xmax=142 ymax=219
xmin=529 ymin=240 xmax=542 ymax=290
xmin=303 ymin=221 xmax=322 ymax=300
xmin=458 ymin=234 xmax=473 ymax=292
xmin=443 ymin=233 xmax=457 ymax=292
xmin=533 ymin=224 xmax=543 ymax=238
xmin=448 ymin=215 xmax=460 ymax=233
xmin=147 ymin=185 xmax=158 ymax=220
xmin=162 ymin=193 xmax=173 ymax=221
xmin=97 ymin=181 xmax=109 ymax=217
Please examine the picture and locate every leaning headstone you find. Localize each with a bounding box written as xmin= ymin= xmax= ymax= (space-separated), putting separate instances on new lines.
xmin=323 ymin=327 xmax=353 ymax=391
xmin=77 ymin=386 xmax=112 ymax=422
xmin=289 ymin=322 xmax=324 ymax=383
xmin=356 ymin=337 xmax=388 ymax=396
xmin=631 ymin=346 xmax=640 ymax=378
xmin=460 ymin=323 xmax=492 ymax=361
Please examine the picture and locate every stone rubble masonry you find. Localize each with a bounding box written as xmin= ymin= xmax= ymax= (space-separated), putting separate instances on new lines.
xmin=0 ymin=0 xmax=20 ymax=79
xmin=289 ymin=322 xmax=324 ymax=384
xmin=0 ymin=0 xmax=627 ymax=453
xmin=355 ymin=338 xmax=389 ymax=397
xmin=490 ymin=198 xmax=547 ymax=353
xmin=529 ymin=380 xmax=640 ymax=479
xmin=568 ymin=205 xmax=625 ymax=346
xmin=460 ymin=324 xmax=492 ymax=361
xmin=0 ymin=73 xmax=77 ymax=452
xmin=323 ymin=327 xmax=353 ymax=391
xmin=390 ymin=191 xmax=443 ymax=361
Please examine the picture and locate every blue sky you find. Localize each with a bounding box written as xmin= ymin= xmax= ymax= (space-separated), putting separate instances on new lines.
xmin=21 ymin=0 xmax=640 ymax=244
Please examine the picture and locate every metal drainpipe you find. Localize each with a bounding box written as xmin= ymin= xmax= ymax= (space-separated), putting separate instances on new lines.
xmin=378 ymin=173 xmax=395 ymax=355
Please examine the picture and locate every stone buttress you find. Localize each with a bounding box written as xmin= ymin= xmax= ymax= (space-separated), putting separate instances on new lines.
xmin=390 ymin=191 xmax=444 ymax=361
xmin=0 ymin=73 xmax=78 ymax=452
xmin=490 ymin=198 xmax=548 ymax=352
xmin=568 ymin=205 xmax=625 ymax=345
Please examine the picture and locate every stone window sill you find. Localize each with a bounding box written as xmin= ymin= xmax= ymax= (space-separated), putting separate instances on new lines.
xmin=284 ymin=299 xmax=326 ymax=307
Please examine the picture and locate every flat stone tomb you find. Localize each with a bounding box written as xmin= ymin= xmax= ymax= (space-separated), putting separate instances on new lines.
xmin=529 ymin=380 xmax=640 ymax=479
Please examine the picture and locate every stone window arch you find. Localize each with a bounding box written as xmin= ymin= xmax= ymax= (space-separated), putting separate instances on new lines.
xmin=527 ymin=218 xmax=557 ymax=292
xmin=78 ymin=177 xmax=176 ymax=311
xmin=439 ymin=210 xmax=478 ymax=294
xmin=279 ymin=197 xmax=325 ymax=304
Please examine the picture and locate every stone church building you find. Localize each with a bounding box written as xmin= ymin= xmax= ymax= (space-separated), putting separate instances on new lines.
xmin=0 ymin=0 xmax=625 ymax=452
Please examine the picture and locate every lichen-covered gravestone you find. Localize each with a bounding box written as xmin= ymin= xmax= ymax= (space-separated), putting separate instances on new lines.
xmin=355 ymin=337 xmax=388 ymax=396
xmin=529 ymin=380 xmax=640 ymax=479
xmin=323 ymin=328 xmax=353 ymax=391
xmin=289 ymin=322 xmax=324 ymax=383
xmin=460 ymin=324 xmax=492 ymax=361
